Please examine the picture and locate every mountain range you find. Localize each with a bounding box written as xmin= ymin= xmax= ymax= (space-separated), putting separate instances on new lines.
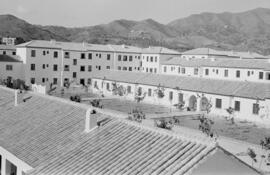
xmin=1 ymin=8 xmax=270 ymax=55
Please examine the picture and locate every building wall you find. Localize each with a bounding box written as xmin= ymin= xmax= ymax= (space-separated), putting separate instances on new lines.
xmin=0 ymin=62 xmax=24 ymax=81
xmin=0 ymin=49 xmax=16 ymax=56
xmin=114 ymin=52 xmax=142 ymax=72
xmin=91 ymin=78 xmax=270 ymax=123
xmin=141 ymin=54 xmax=160 ymax=74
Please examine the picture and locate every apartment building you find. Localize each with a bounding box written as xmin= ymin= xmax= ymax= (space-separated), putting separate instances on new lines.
xmin=181 ymin=48 xmax=268 ymax=59
xmin=141 ymin=46 xmax=181 ymax=74
xmin=161 ymin=57 xmax=270 ymax=83
xmin=0 ymin=45 xmax=16 ymax=56
xmin=90 ymin=70 xmax=270 ymax=123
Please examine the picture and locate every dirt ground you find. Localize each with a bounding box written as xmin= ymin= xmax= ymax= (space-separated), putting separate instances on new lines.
xmin=53 ymin=90 xmax=270 ymax=145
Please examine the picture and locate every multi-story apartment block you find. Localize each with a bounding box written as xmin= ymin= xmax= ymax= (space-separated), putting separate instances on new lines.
xmin=161 ymin=57 xmax=270 ymax=83
xmin=0 ymin=45 xmax=16 ymax=56
xmin=181 ymin=48 xmax=268 ymax=59
xmin=141 ymin=46 xmax=181 ymax=74
xmin=0 ymin=55 xmax=24 ymax=82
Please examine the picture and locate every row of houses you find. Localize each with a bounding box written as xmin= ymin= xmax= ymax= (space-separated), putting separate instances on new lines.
xmin=89 ymin=70 xmax=270 ymax=123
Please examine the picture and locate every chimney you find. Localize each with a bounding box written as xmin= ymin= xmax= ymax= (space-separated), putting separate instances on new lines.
xmin=85 ymin=108 xmax=98 ymax=133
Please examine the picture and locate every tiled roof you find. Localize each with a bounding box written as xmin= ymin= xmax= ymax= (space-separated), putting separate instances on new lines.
xmin=0 ymin=87 xmax=260 ymax=175
xmin=108 ymin=44 xmax=142 ymax=53
xmin=163 ymin=57 xmax=270 ymax=70
xmin=0 ymin=55 xmax=21 ymax=62
xmin=142 ymin=46 xmax=181 ymax=55
xmin=0 ymin=44 xmax=16 ymax=50
xmin=90 ymin=70 xmax=270 ymax=99
xmin=182 ymin=48 xmax=226 ymax=56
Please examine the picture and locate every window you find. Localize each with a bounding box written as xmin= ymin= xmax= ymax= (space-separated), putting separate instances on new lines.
xmin=146 ymin=56 xmax=149 ymax=62
xmin=215 ymin=98 xmax=222 ymax=109
xmin=3 ymin=51 xmax=6 ymax=55
xmin=118 ymin=66 xmax=121 ymax=70
xmin=73 ymin=59 xmax=77 ymax=65
xmin=129 ymin=56 xmax=132 ymax=61
xmin=81 ymin=53 xmax=85 ymax=59
xmin=150 ymin=57 xmax=153 ymax=62
xmin=87 ymin=78 xmax=92 ymax=85
xmin=150 ymin=68 xmax=153 ymax=73
xmin=73 ymin=72 xmax=77 ymax=78
xmin=164 ymin=66 xmax=167 ymax=73
xmin=194 ymin=68 xmax=199 ymax=75
xmin=64 ymin=65 xmax=70 ymax=71
xmin=6 ymin=65 xmax=12 ymax=71
xmin=42 ymin=64 xmax=46 ymax=69
xmin=30 ymin=78 xmax=35 ymax=84
xmin=99 ymin=53 xmax=101 ymax=58
xmin=127 ymin=86 xmax=131 ymax=93
xmin=146 ymin=68 xmax=148 ymax=72
xmin=148 ymin=89 xmax=152 ymax=96
xmin=123 ymin=67 xmax=127 ymax=71
xmin=107 ymin=54 xmax=111 ymax=60
xmin=236 ymin=70 xmax=240 ymax=78
xmin=88 ymin=53 xmax=92 ymax=59
xmin=182 ymin=68 xmax=186 ymax=74
xmin=31 ymin=50 xmax=36 ymax=57
xmin=54 ymin=51 xmax=58 ymax=58
xmin=106 ymin=83 xmax=110 ymax=90
xmin=53 ymin=64 xmax=58 ymax=71
xmin=80 ymin=66 xmax=85 ymax=72
xmin=154 ymin=68 xmax=157 ymax=73
xmin=64 ymin=52 xmax=70 ymax=58
xmin=53 ymin=78 xmax=58 ymax=85
xmin=12 ymin=51 xmax=16 ymax=55
xmin=106 ymin=66 xmax=110 ymax=70
xmin=234 ymin=101 xmax=240 ymax=111
xmin=224 ymin=69 xmax=228 ymax=77
xmin=169 ymin=91 xmax=173 ymax=101
xmin=42 ymin=78 xmax=45 ymax=83
xmin=123 ymin=55 xmax=128 ymax=61
xmin=30 ymin=64 xmax=35 ymax=71
xmin=178 ymin=67 xmax=181 ymax=73
xmin=178 ymin=93 xmax=184 ymax=103
xmin=253 ymin=103 xmax=259 ymax=115
xmin=129 ymin=67 xmax=132 ymax=71
xmin=216 ymin=69 xmax=219 ymax=74
xmin=88 ymin=65 xmax=92 ymax=72
xmin=205 ymin=69 xmax=209 ymax=75
xmin=118 ymin=55 xmax=121 ymax=61
xmin=247 ymin=71 xmax=250 ymax=76
xmin=259 ymin=72 xmax=264 ymax=80
xmin=43 ymin=51 xmax=46 ymax=55
xmin=155 ymin=57 xmax=157 ymax=62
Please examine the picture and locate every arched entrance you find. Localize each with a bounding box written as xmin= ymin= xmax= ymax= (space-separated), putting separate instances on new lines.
xmin=200 ymin=96 xmax=208 ymax=111
xmin=188 ymin=95 xmax=197 ymax=111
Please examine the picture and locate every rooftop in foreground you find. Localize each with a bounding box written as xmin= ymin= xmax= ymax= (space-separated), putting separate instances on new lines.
xmin=0 ymin=86 xmax=261 ymax=174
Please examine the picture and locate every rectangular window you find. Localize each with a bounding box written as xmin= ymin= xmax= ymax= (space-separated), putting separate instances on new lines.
xmin=182 ymin=68 xmax=186 ymax=74
xmin=216 ymin=69 xmax=219 ymax=74
xmin=118 ymin=66 xmax=121 ymax=70
xmin=53 ymin=64 xmax=58 ymax=71
xmin=194 ymin=68 xmax=199 ymax=75
xmin=73 ymin=72 xmax=77 ymax=78
xmin=234 ymin=101 xmax=240 ymax=111
xmin=107 ymin=54 xmax=111 ymax=60
xmin=118 ymin=55 xmax=121 ymax=61
xmin=30 ymin=78 xmax=35 ymax=84
xmin=106 ymin=66 xmax=110 ymax=69
xmin=99 ymin=53 xmax=101 ymax=58
xmin=42 ymin=64 xmax=46 ymax=69
xmin=259 ymin=72 xmax=264 ymax=79
xmin=215 ymin=98 xmax=222 ymax=109
xmin=247 ymin=71 xmax=250 ymax=76
xmin=123 ymin=67 xmax=127 ymax=71
xmin=146 ymin=56 xmax=149 ymax=62
xmin=81 ymin=53 xmax=85 ymax=59
xmin=224 ymin=69 xmax=228 ymax=77
xmin=169 ymin=91 xmax=173 ymax=101
xmin=129 ymin=56 xmax=132 ymax=61
xmin=129 ymin=67 xmax=132 ymax=71
xmin=178 ymin=67 xmax=181 ymax=73
xmin=42 ymin=78 xmax=45 ymax=83
xmin=12 ymin=51 xmax=16 ymax=55
xmin=123 ymin=55 xmax=128 ymax=61
xmin=54 ymin=51 xmax=58 ymax=58
xmin=205 ymin=69 xmax=209 ymax=75
xmin=88 ymin=65 xmax=92 ymax=72
xmin=64 ymin=65 xmax=70 ymax=71
xmin=53 ymin=78 xmax=58 ymax=85
xmin=43 ymin=51 xmax=46 ymax=55
xmin=73 ymin=59 xmax=77 ymax=65
xmin=106 ymin=83 xmax=110 ymax=90
xmin=3 ymin=51 xmax=6 ymax=55
xmin=236 ymin=70 xmax=240 ymax=78
xmin=88 ymin=53 xmax=92 ymax=59
xmin=154 ymin=68 xmax=157 ymax=73
xmin=31 ymin=50 xmax=36 ymax=57
xmin=64 ymin=52 xmax=70 ymax=58
xmin=30 ymin=64 xmax=35 ymax=71
xmin=6 ymin=65 xmax=12 ymax=71
xmin=80 ymin=66 xmax=85 ymax=72
xmin=164 ymin=66 xmax=167 ymax=73
xmin=178 ymin=93 xmax=184 ymax=103
xmin=87 ymin=78 xmax=91 ymax=85
xmin=253 ymin=103 xmax=259 ymax=115
xmin=150 ymin=57 xmax=153 ymax=62
xmin=155 ymin=57 xmax=157 ymax=62
xmin=148 ymin=89 xmax=152 ymax=96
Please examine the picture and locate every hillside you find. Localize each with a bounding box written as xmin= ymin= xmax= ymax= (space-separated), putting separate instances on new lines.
xmin=1 ymin=8 xmax=270 ymax=54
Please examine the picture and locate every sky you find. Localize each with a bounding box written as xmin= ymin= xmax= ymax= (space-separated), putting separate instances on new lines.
xmin=1 ymin=0 xmax=270 ymax=27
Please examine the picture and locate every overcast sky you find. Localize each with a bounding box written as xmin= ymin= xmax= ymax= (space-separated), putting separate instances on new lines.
xmin=1 ymin=0 xmax=270 ymax=27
